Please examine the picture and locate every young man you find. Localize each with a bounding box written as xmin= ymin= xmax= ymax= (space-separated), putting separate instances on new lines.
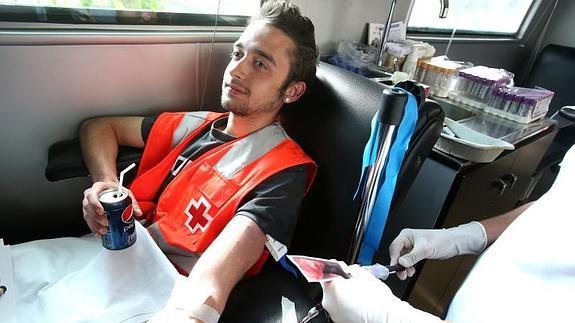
xmin=321 ymin=144 xmax=575 ymax=323
xmin=80 ymin=1 xmax=318 ymax=321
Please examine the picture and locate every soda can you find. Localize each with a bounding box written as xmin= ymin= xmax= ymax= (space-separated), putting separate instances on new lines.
xmin=99 ymin=188 xmax=137 ymax=250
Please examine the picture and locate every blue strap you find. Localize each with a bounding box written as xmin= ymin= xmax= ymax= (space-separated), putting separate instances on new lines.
xmin=357 ymin=89 xmax=419 ymax=265
xmin=354 ymin=109 xmax=382 ymax=199
xmin=279 ymin=255 xmax=299 ymax=277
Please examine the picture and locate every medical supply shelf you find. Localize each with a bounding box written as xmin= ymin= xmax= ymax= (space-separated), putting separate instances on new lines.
xmin=371 ymin=99 xmax=558 ymax=317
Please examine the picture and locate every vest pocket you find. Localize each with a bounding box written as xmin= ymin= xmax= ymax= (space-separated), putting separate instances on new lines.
xmin=195 ymin=162 xmax=238 ymax=208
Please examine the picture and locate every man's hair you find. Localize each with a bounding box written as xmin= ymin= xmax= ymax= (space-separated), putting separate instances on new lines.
xmin=251 ymin=0 xmax=319 ymax=91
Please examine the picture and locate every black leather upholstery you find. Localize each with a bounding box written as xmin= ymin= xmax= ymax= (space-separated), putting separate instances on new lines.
xmin=522 ymin=44 xmax=575 ymax=200
xmin=524 ymin=44 xmax=575 ymax=117
xmin=45 ymin=61 xmax=444 ymax=322
xmin=282 ymin=63 xmax=443 ymax=262
xmin=45 ymin=139 xmax=142 ymax=182
xmin=220 ymin=264 xmax=329 ymax=323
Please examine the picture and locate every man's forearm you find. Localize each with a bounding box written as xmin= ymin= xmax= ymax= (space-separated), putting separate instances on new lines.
xmin=79 ymin=117 xmax=145 ymax=183
xmin=79 ymin=118 xmax=121 ymax=183
xmin=186 ymin=216 xmax=266 ymax=314
xmin=480 ymin=201 xmax=534 ymax=245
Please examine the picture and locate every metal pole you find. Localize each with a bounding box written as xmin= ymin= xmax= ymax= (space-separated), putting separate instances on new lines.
xmin=348 ymin=88 xmax=407 ymax=264
xmin=350 ymin=125 xmax=396 ymax=263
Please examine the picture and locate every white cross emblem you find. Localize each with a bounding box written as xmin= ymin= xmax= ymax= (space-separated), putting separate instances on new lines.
xmin=184 ymin=196 xmax=214 ymax=234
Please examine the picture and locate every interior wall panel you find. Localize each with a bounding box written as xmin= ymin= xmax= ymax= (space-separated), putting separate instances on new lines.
xmin=0 ymin=40 xmax=234 ymax=242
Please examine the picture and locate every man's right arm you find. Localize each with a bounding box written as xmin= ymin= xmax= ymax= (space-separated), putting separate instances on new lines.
xmin=79 ymin=116 xmax=145 ymax=235
xmin=79 ymin=116 xmax=145 ymax=182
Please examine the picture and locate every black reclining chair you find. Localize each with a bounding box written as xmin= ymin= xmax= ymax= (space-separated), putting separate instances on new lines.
xmin=45 ymin=62 xmax=444 ymax=322
xmin=522 ymin=44 xmax=575 ymax=200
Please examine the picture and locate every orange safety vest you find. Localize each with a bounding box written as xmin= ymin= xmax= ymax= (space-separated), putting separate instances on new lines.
xmin=130 ymin=111 xmax=316 ymax=275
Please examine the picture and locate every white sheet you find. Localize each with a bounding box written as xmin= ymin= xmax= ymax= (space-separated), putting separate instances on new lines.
xmin=0 ymin=239 xmax=16 ymax=323
xmin=13 ymin=222 xmax=179 ymax=323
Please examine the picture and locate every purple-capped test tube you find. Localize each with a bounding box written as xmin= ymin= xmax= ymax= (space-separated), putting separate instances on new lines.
xmin=495 ymin=88 xmax=505 ymax=110
xmin=488 ymin=88 xmax=500 ymax=109
xmin=481 ymin=79 xmax=496 ymax=100
xmin=501 ymin=92 xmax=512 ymax=113
xmin=511 ymin=95 xmax=523 ymax=117
xmin=472 ymin=77 xmax=483 ymax=99
xmin=464 ymin=74 xmax=475 ymax=96
xmin=521 ymin=98 xmax=537 ymax=118
xmin=472 ymin=76 xmax=484 ymax=99
xmin=457 ymin=71 xmax=469 ymax=94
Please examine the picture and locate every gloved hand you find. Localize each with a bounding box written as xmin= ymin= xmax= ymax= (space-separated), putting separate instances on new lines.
xmin=389 ymin=221 xmax=487 ymax=280
xmin=148 ymin=276 xmax=220 ymax=323
xmin=321 ymin=265 xmax=443 ymax=323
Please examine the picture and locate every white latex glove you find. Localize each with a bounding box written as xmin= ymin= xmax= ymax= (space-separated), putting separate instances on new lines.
xmin=148 ymin=276 xmax=220 ymax=323
xmin=389 ymin=222 xmax=487 ymax=280
xmin=321 ymin=265 xmax=443 ymax=323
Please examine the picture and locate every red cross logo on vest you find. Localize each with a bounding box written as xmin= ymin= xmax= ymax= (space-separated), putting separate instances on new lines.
xmin=184 ymin=196 xmax=214 ymax=234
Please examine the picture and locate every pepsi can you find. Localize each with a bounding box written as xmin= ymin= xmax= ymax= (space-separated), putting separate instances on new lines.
xmin=99 ymin=188 xmax=137 ymax=250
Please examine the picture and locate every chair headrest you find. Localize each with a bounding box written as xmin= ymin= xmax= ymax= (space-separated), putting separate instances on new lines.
xmin=282 ymin=62 xmax=444 ymax=261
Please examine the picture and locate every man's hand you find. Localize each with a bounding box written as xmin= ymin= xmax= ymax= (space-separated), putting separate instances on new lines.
xmin=389 ymin=222 xmax=487 ymax=280
xmin=321 ymin=265 xmax=443 ymax=323
xmin=82 ymin=181 xmax=142 ymax=236
xmin=79 ymin=116 xmax=145 ymax=236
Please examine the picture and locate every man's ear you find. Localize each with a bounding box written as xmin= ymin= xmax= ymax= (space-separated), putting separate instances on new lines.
xmin=283 ymin=81 xmax=307 ymax=104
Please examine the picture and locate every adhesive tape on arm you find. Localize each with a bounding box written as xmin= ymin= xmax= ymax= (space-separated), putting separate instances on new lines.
xmin=168 ymin=276 xmax=220 ymax=322
xmin=187 ymin=303 xmax=221 ymax=323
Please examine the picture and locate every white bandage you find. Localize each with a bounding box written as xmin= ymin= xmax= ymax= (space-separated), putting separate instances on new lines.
xmin=186 ymin=302 xmax=220 ymax=323
xmin=166 ymin=276 xmax=221 ymax=323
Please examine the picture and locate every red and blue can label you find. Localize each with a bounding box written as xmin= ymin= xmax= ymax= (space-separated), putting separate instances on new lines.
xmin=99 ymin=189 xmax=137 ymax=250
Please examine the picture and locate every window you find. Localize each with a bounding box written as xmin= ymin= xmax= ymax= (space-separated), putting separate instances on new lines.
xmin=408 ymin=0 xmax=537 ymax=36
xmin=0 ymin=0 xmax=260 ymax=26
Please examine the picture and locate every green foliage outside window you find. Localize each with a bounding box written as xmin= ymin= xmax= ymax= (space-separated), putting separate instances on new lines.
xmin=52 ymin=0 xmax=164 ymax=11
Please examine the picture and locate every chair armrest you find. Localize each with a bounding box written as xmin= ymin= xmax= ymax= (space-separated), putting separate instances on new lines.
xmin=220 ymin=265 xmax=327 ymax=323
xmin=554 ymin=106 xmax=575 ymax=128
xmin=45 ymin=139 xmax=143 ymax=181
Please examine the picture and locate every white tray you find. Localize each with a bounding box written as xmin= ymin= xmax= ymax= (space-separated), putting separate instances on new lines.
xmin=435 ymin=118 xmax=515 ymax=163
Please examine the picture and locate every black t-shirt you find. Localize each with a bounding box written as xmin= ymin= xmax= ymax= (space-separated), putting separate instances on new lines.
xmin=141 ymin=116 xmax=307 ymax=247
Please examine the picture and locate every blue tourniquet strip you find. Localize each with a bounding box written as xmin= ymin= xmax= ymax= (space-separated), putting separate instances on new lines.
xmin=356 ymin=88 xmax=419 ymax=265
xmin=354 ymin=106 xmax=383 ymax=199
xmin=279 ymin=255 xmax=299 ymax=277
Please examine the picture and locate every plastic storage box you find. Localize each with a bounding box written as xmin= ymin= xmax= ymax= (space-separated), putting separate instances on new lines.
xmin=414 ymin=58 xmax=467 ymax=98
xmin=483 ymin=87 xmax=554 ymax=124
xmin=448 ymin=66 xmax=514 ymax=109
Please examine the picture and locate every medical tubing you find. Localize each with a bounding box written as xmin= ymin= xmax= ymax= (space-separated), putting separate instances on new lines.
xmin=385 ymin=264 xmax=406 ymax=273
xmin=378 ymin=88 xmax=407 ymax=125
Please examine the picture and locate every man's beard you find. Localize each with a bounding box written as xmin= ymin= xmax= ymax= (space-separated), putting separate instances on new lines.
xmin=221 ymin=97 xmax=249 ymax=116
xmin=221 ymin=92 xmax=284 ymax=117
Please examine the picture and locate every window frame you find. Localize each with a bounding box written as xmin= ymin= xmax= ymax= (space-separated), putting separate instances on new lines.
xmin=405 ymin=0 xmax=542 ymax=41
xmin=0 ymin=2 xmax=259 ymax=28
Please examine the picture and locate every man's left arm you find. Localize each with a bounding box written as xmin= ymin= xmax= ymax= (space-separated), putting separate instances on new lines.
xmin=150 ymin=216 xmax=266 ymax=323
xmin=188 ymin=215 xmax=266 ymax=313
xmin=188 ymin=165 xmax=308 ymax=317
xmin=151 ymin=165 xmax=307 ymax=322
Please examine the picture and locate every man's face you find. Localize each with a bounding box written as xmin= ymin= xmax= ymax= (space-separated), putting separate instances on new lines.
xmin=221 ymin=21 xmax=295 ymax=116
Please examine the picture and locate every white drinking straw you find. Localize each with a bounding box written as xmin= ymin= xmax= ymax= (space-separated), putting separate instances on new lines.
xmin=445 ymin=28 xmax=457 ymax=59
xmin=118 ymin=163 xmax=136 ymax=194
